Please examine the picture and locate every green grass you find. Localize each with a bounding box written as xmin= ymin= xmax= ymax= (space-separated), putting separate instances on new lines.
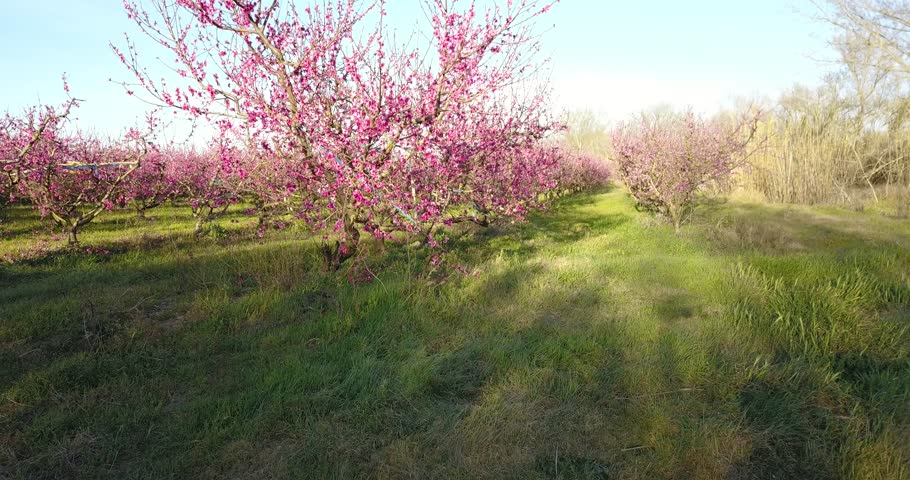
xmin=1 ymin=191 xmax=909 ymax=479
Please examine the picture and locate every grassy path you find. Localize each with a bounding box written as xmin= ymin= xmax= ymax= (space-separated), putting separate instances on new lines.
xmin=2 ymin=190 xmax=909 ymax=478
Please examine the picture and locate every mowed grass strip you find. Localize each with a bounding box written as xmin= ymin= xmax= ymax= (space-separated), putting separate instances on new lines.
xmin=1 ymin=190 xmax=909 ymax=479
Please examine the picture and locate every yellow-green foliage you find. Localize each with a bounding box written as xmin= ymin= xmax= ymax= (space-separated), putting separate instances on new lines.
xmin=740 ymin=84 xmax=910 ymax=212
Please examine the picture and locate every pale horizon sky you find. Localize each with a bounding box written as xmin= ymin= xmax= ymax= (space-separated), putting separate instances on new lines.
xmin=1 ymin=1 xmax=836 ymax=135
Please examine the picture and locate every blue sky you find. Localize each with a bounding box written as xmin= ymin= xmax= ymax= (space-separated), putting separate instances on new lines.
xmin=1 ymin=0 xmax=835 ymax=134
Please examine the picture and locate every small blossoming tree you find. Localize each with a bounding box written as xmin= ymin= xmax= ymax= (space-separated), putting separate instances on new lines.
xmin=0 ymin=93 xmax=78 ymax=206
xmin=16 ymin=130 xmax=150 ymax=245
xmin=612 ymin=110 xmax=759 ymax=232
xmin=167 ymin=143 xmax=240 ymax=234
xmin=123 ymin=147 xmax=181 ymax=218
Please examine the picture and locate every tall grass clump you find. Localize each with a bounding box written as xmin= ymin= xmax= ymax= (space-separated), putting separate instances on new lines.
xmin=726 ymin=251 xmax=910 ymax=478
xmin=729 ymin=262 xmax=910 ymax=362
xmin=740 ymin=56 xmax=910 ymax=212
xmin=748 ymin=103 xmax=857 ymax=205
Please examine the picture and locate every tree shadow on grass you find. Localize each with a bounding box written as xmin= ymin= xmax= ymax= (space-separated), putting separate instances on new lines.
xmin=400 ymin=254 xmax=776 ymax=479
xmin=369 ymin=210 xmax=764 ymax=477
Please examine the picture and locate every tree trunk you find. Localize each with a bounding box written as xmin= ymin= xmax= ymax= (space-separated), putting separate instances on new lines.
xmin=322 ymin=216 xmax=360 ymax=270
xmin=257 ymin=207 xmax=270 ymax=232
xmin=68 ymin=226 xmax=79 ymax=246
xmin=669 ymin=204 xmax=682 ymax=234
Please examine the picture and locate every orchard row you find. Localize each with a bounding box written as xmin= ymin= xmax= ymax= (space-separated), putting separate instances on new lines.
xmin=1 ymin=92 xmax=611 ymax=259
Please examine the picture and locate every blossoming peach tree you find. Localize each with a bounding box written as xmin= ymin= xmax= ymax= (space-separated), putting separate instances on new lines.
xmin=0 ymin=91 xmax=78 ymax=206
xmin=16 ymin=130 xmax=151 ymax=245
xmin=612 ymin=110 xmax=759 ymax=232
xmin=122 ymin=147 xmax=181 ymax=219
xmin=115 ymin=0 xmax=564 ymax=267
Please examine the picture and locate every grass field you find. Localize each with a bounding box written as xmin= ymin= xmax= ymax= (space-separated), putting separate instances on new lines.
xmin=2 ymin=189 xmax=909 ymax=479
